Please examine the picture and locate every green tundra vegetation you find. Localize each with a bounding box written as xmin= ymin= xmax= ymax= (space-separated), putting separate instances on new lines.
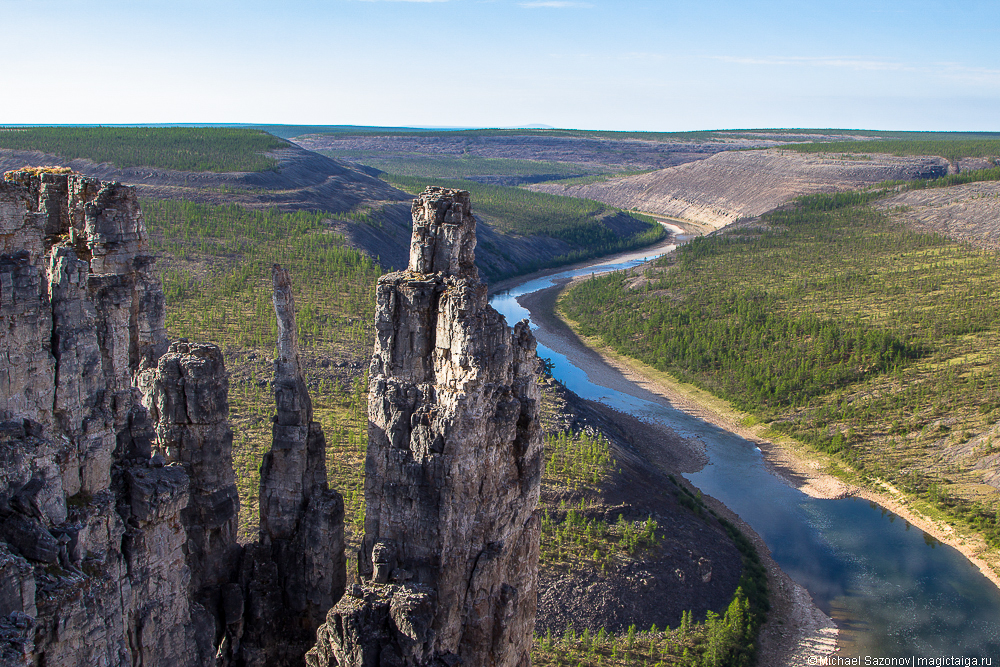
xmin=531 ymin=590 xmax=757 ymax=667
xmin=542 ymin=170 xmax=656 ymax=187
xmin=539 ymin=429 xmax=660 ymax=572
xmin=0 ymin=127 xmax=286 ymax=172
xmin=385 ymin=174 xmax=666 ymax=257
xmin=534 ymin=474 xmax=767 ymax=666
xmin=781 ymin=138 xmax=1000 ymax=162
xmin=143 ymin=198 xmax=382 ymax=538
xmin=561 ymin=180 xmax=1000 ymax=549
xmin=537 ymin=423 xmax=768 ymax=666
xmin=545 ymin=430 xmax=615 ymax=491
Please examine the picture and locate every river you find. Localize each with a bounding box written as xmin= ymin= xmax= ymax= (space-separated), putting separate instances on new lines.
xmin=490 ymin=244 xmax=1000 ymax=661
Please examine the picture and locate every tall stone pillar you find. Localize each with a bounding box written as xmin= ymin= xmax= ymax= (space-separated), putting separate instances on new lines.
xmin=239 ymin=266 xmax=346 ymax=666
xmin=308 ymin=187 xmax=543 ymax=667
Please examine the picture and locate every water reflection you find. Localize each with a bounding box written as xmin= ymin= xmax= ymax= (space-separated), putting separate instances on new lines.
xmin=491 ymin=249 xmax=1000 ymax=659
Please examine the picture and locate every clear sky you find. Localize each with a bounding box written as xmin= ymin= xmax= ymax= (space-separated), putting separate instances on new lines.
xmin=2 ymin=0 xmax=998 ymax=132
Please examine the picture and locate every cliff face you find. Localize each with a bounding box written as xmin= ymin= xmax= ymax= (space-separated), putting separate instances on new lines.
xmin=308 ymin=187 xmax=543 ymax=667
xmin=0 ymin=171 xmax=344 ymax=666
xmin=0 ymin=169 xmax=210 ymax=665
xmin=529 ymin=149 xmax=951 ymax=231
xmin=1 ymin=174 xmax=537 ymax=666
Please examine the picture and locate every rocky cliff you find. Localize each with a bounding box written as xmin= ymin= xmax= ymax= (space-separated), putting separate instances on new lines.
xmin=0 ymin=170 xmax=344 ymax=666
xmin=0 ymin=168 xmax=213 ymax=665
xmin=307 ymin=187 xmax=544 ymax=667
xmin=1 ymin=175 xmax=539 ymax=666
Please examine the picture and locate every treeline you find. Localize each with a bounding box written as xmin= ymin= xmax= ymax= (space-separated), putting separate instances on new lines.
xmin=314 ymin=126 xmax=1000 ymax=146
xmin=907 ymin=165 xmax=1000 ymax=189
xmin=562 ymin=190 xmax=1000 ymax=544
xmin=782 ymin=138 xmax=1000 ymax=162
xmin=534 ymin=477 xmax=768 ymax=667
xmin=533 ymin=589 xmax=756 ymax=667
xmin=0 ymin=127 xmax=286 ymax=172
xmin=546 ymin=169 xmax=655 ymax=187
xmin=385 ymin=173 xmax=665 ymax=250
xmin=315 ymin=127 xmax=736 ymax=143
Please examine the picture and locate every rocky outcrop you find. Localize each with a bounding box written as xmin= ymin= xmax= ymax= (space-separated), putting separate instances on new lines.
xmin=238 ymin=267 xmax=346 ymax=666
xmin=145 ymin=340 xmax=242 ymax=655
xmin=0 ymin=169 xmax=211 ymax=666
xmin=308 ymin=187 xmax=544 ymax=667
xmin=0 ymin=171 xmax=345 ymax=666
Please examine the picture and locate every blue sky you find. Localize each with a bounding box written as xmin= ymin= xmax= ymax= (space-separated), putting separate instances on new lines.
xmin=2 ymin=0 xmax=997 ymax=131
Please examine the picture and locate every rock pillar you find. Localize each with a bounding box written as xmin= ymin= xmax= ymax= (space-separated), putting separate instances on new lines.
xmin=148 ymin=341 xmax=242 ymax=651
xmin=308 ymin=187 xmax=543 ymax=667
xmin=239 ymin=266 xmax=346 ymax=666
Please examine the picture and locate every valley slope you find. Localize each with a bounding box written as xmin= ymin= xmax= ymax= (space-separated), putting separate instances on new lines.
xmin=530 ymin=149 xmax=951 ymax=231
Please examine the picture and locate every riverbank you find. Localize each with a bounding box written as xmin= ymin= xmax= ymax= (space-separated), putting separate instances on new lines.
xmin=516 ymin=282 xmax=839 ymax=667
xmin=534 ymin=279 xmax=1000 ymax=597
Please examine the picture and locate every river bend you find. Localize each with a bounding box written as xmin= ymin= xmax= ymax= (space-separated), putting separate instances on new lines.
xmin=490 ymin=246 xmax=1000 ymax=659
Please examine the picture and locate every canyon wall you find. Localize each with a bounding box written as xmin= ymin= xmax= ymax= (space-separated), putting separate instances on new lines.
xmin=0 ymin=170 xmax=344 ymax=666
xmin=0 ymin=169 xmax=213 ymax=665
xmin=530 ymin=150 xmax=951 ymax=230
xmin=1 ymin=175 xmax=539 ymax=666
xmin=307 ymin=187 xmax=543 ymax=667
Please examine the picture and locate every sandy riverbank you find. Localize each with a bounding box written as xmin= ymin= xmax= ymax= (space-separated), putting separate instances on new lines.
xmin=516 ymin=282 xmax=839 ymax=667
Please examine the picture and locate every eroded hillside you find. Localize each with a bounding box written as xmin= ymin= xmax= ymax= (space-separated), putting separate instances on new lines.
xmin=876 ymin=181 xmax=1000 ymax=248
xmin=530 ymin=150 xmax=951 ymax=231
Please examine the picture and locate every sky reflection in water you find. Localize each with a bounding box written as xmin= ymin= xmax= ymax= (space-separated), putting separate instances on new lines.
xmin=490 ymin=252 xmax=1000 ymax=659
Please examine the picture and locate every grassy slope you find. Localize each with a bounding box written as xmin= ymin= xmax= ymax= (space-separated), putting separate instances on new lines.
xmin=0 ymin=127 xmax=287 ymax=172
xmin=561 ymin=182 xmax=1000 ymax=554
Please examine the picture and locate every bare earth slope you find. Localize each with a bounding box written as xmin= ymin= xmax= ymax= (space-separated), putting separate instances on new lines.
xmin=530 ymin=150 xmax=950 ymax=230
xmin=876 ymin=181 xmax=1000 ymax=248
